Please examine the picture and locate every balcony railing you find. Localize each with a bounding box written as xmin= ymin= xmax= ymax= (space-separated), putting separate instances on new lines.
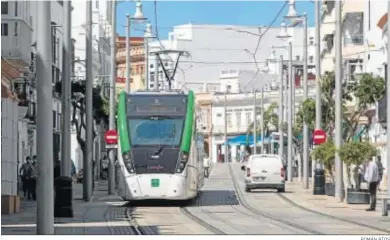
xmin=212 ymin=124 xmax=249 ymax=135
xmin=343 ymin=34 xmax=364 ymax=46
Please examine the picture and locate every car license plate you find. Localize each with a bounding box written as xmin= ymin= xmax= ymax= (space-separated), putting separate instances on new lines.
xmin=151 ymin=179 xmax=160 ymax=187
xmin=254 ymin=177 xmax=265 ymax=181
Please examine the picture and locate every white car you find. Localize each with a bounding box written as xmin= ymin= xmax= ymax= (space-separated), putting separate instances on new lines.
xmin=242 ymin=154 xmax=285 ymax=193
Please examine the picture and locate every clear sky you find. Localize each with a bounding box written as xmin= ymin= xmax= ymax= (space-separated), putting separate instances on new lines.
xmin=116 ymin=1 xmax=316 ymax=39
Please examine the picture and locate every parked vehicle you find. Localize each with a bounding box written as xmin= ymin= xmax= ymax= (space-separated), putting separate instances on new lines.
xmin=242 ymin=154 xmax=285 ymax=193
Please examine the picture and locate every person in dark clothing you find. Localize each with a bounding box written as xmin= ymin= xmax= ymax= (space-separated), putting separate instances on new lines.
xmin=30 ymin=156 xmax=37 ymax=200
xmin=54 ymin=160 xmax=61 ymax=181
xmin=19 ymin=157 xmax=31 ymax=198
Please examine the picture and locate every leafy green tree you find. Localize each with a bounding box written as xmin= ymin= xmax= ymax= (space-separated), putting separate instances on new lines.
xmin=246 ymin=102 xmax=279 ymax=137
xmin=342 ymin=73 xmax=385 ymax=141
xmin=56 ymin=81 xmax=109 ymax=160
xmin=311 ymin=140 xmax=336 ymax=183
xmin=338 ymin=141 xmax=377 ymax=168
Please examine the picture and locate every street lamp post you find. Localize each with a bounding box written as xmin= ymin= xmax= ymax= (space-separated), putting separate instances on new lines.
xmin=386 ymin=0 xmax=390 ymax=201
xmin=277 ymin=22 xmax=293 ymax=182
xmin=279 ymin=55 xmax=284 ymax=160
xmin=253 ymin=90 xmax=257 ymax=155
xmin=334 ymin=0 xmax=344 ymax=202
xmin=125 ymin=0 xmax=148 ymax=93
xmin=144 ymin=23 xmax=153 ymax=90
xmin=284 ymin=0 xmax=309 ymax=188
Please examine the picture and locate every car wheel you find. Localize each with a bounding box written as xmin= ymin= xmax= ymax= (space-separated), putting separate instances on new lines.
xmin=277 ymin=187 xmax=285 ymax=193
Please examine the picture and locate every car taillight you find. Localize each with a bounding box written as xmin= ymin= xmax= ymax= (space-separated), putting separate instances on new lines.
xmin=176 ymin=151 xmax=189 ymax=173
xmin=281 ymin=166 xmax=285 ymax=178
xmin=123 ymin=151 xmax=135 ymax=173
xmin=247 ymin=168 xmax=251 ymax=177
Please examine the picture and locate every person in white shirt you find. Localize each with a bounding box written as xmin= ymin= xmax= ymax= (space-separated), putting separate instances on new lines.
xmin=364 ymin=158 xmax=379 ymax=211
xmin=203 ymin=154 xmax=210 ymax=178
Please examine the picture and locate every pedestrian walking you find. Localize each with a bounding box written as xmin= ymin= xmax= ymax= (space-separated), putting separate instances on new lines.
xmin=364 ymin=158 xmax=379 ymax=211
xmin=19 ymin=157 xmax=32 ymax=198
xmin=203 ymin=154 xmax=210 ymax=178
xmin=101 ymin=156 xmax=109 ymax=180
xmin=376 ymin=156 xmax=384 ymax=191
xmin=30 ymin=156 xmax=37 ymax=200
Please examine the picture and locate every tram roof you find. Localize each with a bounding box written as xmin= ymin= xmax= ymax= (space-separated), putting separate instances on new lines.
xmin=128 ymin=89 xmax=186 ymax=96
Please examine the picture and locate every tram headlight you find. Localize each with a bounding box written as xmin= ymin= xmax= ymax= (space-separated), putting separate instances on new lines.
xmin=176 ymin=151 xmax=189 ymax=173
xmin=123 ymin=151 xmax=135 ymax=173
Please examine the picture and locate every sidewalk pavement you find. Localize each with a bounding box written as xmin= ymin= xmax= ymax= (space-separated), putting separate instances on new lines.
xmin=1 ymin=181 xmax=134 ymax=235
xmin=283 ymin=178 xmax=390 ymax=230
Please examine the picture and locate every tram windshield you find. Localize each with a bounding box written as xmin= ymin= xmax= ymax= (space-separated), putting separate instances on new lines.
xmin=129 ymin=117 xmax=184 ymax=146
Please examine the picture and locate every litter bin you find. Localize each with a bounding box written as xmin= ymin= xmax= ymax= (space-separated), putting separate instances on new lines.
xmin=54 ymin=176 xmax=74 ymax=218
xmin=313 ymin=169 xmax=326 ymax=195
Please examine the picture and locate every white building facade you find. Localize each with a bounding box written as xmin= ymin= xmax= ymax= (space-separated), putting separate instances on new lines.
xmin=70 ymin=0 xmax=112 ymax=171
xmin=147 ymin=24 xmax=316 ymax=93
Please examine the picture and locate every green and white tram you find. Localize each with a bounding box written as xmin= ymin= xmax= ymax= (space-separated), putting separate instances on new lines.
xmin=116 ymin=90 xmax=205 ymax=201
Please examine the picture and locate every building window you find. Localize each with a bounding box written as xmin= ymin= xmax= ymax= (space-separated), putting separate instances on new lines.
xmin=296 ymin=55 xmax=300 ymax=61
xmin=57 ymin=113 xmax=61 ymax=130
xmin=1 ymin=23 xmax=8 ymax=36
xmin=309 ymin=37 xmax=314 ymax=45
xmin=150 ymin=64 xmax=154 ymax=69
xmin=14 ymin=22 xmax=18 ymax=36
xmin=95 ymin=0 xmax=99 ymax=9
xmin=245 ymin=112 xmax=251 ymax=127
xmin=309 ymin=56 xmax=313 ymax=63
xmin=150 ymin=84 xmax=154 ymax=88
xmin=226 ymin=113 xmax=232 ymax=128
xmin=236 ymin=112 xmax=241 ymax=129
xmin=1 ymin=2 xmax=8 ymax=15
xmin=53 ymin=111 xmax=57 ymax=129
xmin=150 ymin=72 xmax=155 ymax=82
xmin=14 ymin=1 xmax=17 ymax=16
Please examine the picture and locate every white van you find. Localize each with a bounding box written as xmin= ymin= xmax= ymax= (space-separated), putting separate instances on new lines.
xmin=243 ymin=154 xmax=285 ymax=192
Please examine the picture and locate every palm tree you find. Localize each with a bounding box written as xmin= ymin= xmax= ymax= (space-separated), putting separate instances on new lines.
xmin=246 ymin=102 xmax=279 ymax=137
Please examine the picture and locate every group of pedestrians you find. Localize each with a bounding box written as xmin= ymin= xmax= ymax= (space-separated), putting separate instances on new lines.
xmin=19 ymin=156 xmax=37 ymax=200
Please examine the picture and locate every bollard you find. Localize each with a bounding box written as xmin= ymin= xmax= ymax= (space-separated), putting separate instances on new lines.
xmin=313 ymin=168 xmax=326 ymax=195
xmin=54 ymin=176 xmax=74 ymax=218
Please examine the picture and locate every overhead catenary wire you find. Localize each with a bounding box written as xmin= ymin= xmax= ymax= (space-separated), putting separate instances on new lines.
xmin=245 ymin=0 xmax=288 ymax=89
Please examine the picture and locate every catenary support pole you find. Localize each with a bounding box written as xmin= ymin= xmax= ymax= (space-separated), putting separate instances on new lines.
xmin=36 ymin=1 xmax=54 ymax=234
xmin=108 ymin=0 xmax=117 ymax=195
xmin=253 ymin=90 xmax=257 ymax=155
xmin=334 ymin=0 xmax=344 ymax=202
xmin=84 ymin=0 xmax=93 ymax=201
xmin=387 ymin=0 xmax=390 ymax=200
xmin=224 ymin=91 xmax=228 ymax=162
xmin=125 ymin=14 xmax=131 ymax=93
xmin=314 ymin=0 xmax=322 ymax=182
xmin=279 ymin=55 xmax=284 ymax=160
xmin=287 ymin=41 xmax=293 ymax=182
xmin=61 ymin=0 xmax=71 ymax=177
xmin=302 ymin=13 xmax=309 ymax=189
xmin=144 ymin=38 xmax=149 ymax=90
xmin=260 ymin=89 xmax=265 ymax=153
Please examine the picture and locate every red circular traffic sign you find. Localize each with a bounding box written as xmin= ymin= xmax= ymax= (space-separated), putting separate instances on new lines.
xmin=313 ymin=129 xmax=327 ymax=145
xmin=104 ymin=130 xmax=118 ymax=145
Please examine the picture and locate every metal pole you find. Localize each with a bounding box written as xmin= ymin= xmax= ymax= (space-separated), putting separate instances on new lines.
xmin=36 ymin=1 xmax=54 ymax=234
xmin=84 ymin=0 xmax=93 ymax=201
xmin=154 ymin=55 xmax=159 ymax=90
xmin=224 ymin=91 xmax=228 ymax=162
xmin=313 ymin=0 xmax=322 ymax=182
xmin=61 ymin=0 xmax=71 ymax=177
xmin=302 ymin=13 xmax=309 ymax=189
xmin=144 ymin=38 xmax=149 ymax=90
xmin=253 ymin=90 xmax=257 ymax=155
xmin=260 ymin=89 xmax=265 ymax=153
xmin=125 ymin=15 xmax=131 ymax=93
xmin=279 ymin=55 xmax=284 ymax=160
xmin=334 ymin=0 xmax=344 ymax=202
xmin=386 ymin=0 xmax=390 ymax=200
xmin=287 ymin=41 xmax=293 ymax=182
xmin=108 ymin=0 xmax=117 ymax=195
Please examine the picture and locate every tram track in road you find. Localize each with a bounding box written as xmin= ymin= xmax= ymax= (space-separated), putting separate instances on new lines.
xmin=125 ymin=205 xmax=157 ymax=235
xmin=180 ymin=206 xmax=227 ymax=234
xmin=275 ymin=193 xmax=390 ymax=234
xmin=228 ymin=164 xmax=323 ymax=234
